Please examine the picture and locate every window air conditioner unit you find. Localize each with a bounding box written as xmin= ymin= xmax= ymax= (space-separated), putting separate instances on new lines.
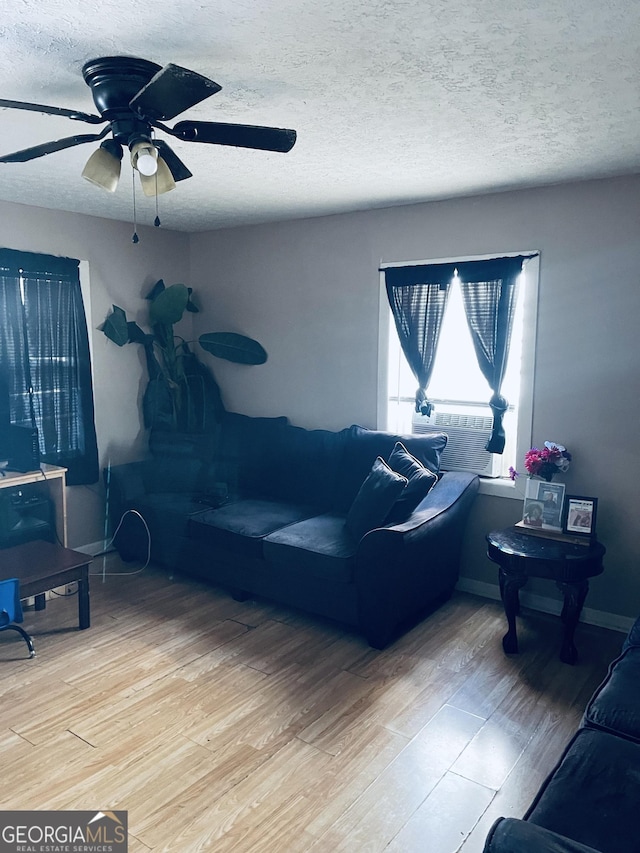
xmin=411 ymin=409 xmax=502 ymax=477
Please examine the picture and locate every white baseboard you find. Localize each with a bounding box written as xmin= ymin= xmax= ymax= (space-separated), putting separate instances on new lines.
xmin=456 ymin=577 xmax=633 ymax=636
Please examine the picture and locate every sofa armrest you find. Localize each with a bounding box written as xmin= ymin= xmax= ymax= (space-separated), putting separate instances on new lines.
xmin=104 ymin=461 xmax=149 ymax=508
xmin=484 ymin=818 xmax=603 ymax=853
xmin=356 ymin=470 xmax=479 ymax=554
xmin=392 ymin=470 xmax=480 ymax=532
xmin=623 ymin=614 xmax=640 ymax=650
xmin=355 ymin=471 xmax=479 ymax=646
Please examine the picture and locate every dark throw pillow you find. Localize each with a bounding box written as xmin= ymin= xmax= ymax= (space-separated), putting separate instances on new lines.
xmin=386 ymin=441 xmax=438 ymax=522
xmin=345 ymin=456 xmax=408 ymax=541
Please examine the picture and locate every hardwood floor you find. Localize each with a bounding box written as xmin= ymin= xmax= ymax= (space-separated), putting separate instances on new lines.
xmin=0 ymin=553 xmax=624 ymax=852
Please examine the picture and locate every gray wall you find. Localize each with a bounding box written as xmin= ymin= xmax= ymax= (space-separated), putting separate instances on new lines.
xmin=190 ymin=175 xmax=640 ymax=624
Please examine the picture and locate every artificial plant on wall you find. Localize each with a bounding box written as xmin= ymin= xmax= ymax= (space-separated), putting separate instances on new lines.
xmin=101 ymin=279 xmax=267 ymax=432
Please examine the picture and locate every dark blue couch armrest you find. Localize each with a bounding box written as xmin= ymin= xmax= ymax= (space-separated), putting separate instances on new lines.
xmin=623 ymin=614 xmax=640 ymax=650
xmin=484 ymin=818 xmax=603 ymax=853
xmin=354 ymin=471 xmax=479 ymax=647
xmin=104 ymin=461 xmax=149 ymax=507
xmin=355 ymin=470 xmax=478 ymax=565
xmin=392 ymin=470 xmax=479 ymax=533
xmin=355 ymin=470 xmax=478 ymax=554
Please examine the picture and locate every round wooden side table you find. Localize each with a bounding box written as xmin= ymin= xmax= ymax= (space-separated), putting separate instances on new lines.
xmin=486 ymin=528 xmax=606 ymax=664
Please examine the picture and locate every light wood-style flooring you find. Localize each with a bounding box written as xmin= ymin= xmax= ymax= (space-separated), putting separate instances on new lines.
xmin=0 ymin=552 xmax=624 ymax=852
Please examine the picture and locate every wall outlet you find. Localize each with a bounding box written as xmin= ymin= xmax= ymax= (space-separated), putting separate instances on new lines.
xmin=44 ymin=583 xmax=76 ymax=600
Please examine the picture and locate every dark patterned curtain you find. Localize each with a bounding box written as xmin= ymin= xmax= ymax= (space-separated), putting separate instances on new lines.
xmin=0 ymin=248 xmax=99 ymax=484
xmin=457 ymin=255 xmax=533 ymax=454
xmin=384 ymin=262 xmax=455 ymax=417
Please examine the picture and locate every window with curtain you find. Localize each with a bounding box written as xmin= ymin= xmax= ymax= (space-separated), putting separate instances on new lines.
xmin=382 ymin=253 xmax=538 ymax=478
xmin=0 ymin=248 xmax=99 ymax=485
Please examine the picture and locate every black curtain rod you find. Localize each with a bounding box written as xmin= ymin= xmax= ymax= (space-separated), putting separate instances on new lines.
xmin=378 ymin=253 xmax=538 ymax=274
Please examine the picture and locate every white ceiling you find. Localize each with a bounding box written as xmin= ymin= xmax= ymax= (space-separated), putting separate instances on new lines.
xmin=0 ymin=0 xmax=639 ymax=233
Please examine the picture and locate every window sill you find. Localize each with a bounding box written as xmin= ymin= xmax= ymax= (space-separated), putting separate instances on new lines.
xmin=478 ymin=476 xmax=522 ymax=500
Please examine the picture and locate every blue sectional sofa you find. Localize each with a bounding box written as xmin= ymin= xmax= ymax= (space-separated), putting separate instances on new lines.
xmin=107 ymin=411 xmax=479 ymax=648
xmin=484 ymin=617 xmax=640 ymax=853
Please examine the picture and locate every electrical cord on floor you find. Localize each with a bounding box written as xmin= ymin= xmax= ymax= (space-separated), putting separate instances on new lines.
xmin=47 ymin=510 xmax=151 ymax=600
xmin=90 ymin=508 xmax=152 ymax=578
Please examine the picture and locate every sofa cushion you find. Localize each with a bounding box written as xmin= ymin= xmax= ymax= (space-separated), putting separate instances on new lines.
xmin=260 ymin=423 xmax=350 ymax=507
xmin=386 ymin=441 xmax=438 ymax=522
xmin=526 ymin=728 xmax=640 ymax=853
xmin=333 ymin=424 xmax=447 ymax=512
xmin=345 ymin=457 xmax=407 ymax=541
xmin=216 ymin=412 xmax=289 ymax=498
xmin=188 ymin=499 xmax=318 ymax=560
xmin=148 ymin=429 xmax=218 ymax=462
xmin=583 ymin=646 xmax=640 ymax=742
xmin=263 ymin=513 xmax=358 ymax=583
xmin=144 ymin=456 xmax=210 ymax=495
xmin=133 ymin=492 xmax=209 ymax=531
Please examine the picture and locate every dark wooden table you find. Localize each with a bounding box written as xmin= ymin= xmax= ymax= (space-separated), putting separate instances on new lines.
xmin=486 ymin=528 xmax=605 ymax=664
xmin=0 ymin=539 xmax=91 ymax=630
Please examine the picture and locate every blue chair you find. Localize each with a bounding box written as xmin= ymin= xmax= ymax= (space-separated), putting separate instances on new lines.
xmin=0 ymin=578 xmax=35 ymax=658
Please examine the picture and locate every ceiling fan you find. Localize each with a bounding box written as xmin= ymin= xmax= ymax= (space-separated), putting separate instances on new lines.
xmin=0 ymin=56 xmax=297 ymax=197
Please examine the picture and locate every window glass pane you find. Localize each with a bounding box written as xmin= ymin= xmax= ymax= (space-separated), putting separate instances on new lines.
xmin=428 ymin=277 xmax=487 ymax=402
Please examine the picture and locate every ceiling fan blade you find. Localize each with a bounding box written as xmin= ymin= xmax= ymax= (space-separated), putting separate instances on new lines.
xmin=0 ymin=98 xmax=105 ymax=124
xmin=129 ymin=64 xmax=222 ymax=122
xmin=0 ymin=128 xmax=109 ymax=163
xmin=170 ymin=120 xmax=297 ymax=153
xmin=153 ymin=139 xmax=192 ymax=182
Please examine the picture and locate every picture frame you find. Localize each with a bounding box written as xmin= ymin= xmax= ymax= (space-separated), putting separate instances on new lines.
xmin=536 ymin=481 xmax=565 ymax=531
xmin=521 ymin=479 xmax=565 ymax=531
xmin=522 ymin=497 xmax=545 ymax=528
xmin=562 ymin=495 xmax=598 ymax=540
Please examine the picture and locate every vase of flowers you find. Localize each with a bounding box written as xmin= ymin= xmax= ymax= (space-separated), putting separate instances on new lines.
xmin=512 ymin=442 xmax=571 ymax=532
xmin=510 ymin=441 xmax=572 ymax=483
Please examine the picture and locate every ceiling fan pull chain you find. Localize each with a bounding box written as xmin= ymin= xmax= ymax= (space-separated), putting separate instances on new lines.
xmin=154 ymin=172 xmax=161 ymax=227
xmin=131 ymin=168 xmax=139 ymax=244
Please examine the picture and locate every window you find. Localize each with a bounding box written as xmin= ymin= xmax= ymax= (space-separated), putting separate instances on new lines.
xmin=0 ymin=248 xmax=99 ymax=485
xmin=379 ymin=253 xmax=539 ymax=483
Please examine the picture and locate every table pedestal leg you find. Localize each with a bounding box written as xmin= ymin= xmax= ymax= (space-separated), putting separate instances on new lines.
xmin=78 ymin=567 xmax=90 ymax=630
xmin=499 ymin=568 xmax=527 ymax=654
xmin=557 ymin=579 xmax=589 ymax=664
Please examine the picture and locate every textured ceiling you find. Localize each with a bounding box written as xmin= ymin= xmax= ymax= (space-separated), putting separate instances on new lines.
xmin=0 ymin=0 xmax=639 ymax=232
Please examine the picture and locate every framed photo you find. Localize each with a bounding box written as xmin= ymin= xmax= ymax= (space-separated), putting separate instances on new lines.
xmin=522 ymin=498 xmax=544 ymax=528
xmin=536 ymin=481 xmax=565 ymax=530
xmin=562 ymin=495 xmax=598 ymax=540
xmin=522 ymin=479 xmax=565 ymax=531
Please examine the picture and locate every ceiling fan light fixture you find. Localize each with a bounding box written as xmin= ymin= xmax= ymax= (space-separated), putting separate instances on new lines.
xmin=130 ymin=139 xmax=158 ymax=176
xmin=139 ymin=155 xmax=176 ymax=197
xmin=0 ymin=56 xmax=298 ymax=236
xmin=81 ymin=139 xmax=122 ymax=192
